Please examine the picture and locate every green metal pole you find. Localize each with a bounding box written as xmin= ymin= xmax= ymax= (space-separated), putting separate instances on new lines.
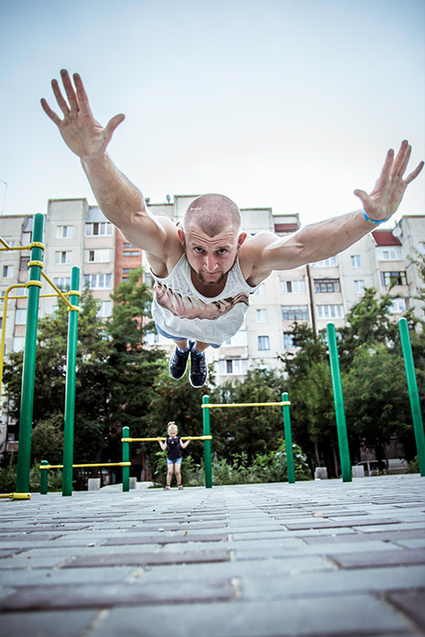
xmin=62 ymin=267 xmax=80 ymax=496
xmin=122 ymin=426 xmax=130 ymax=492
xmin=16 ymin=213 xmax=44 ymax=493
xmin=282 ymin=392 xmax=295 ymax=483
xmin=399 ymin=318 xmax=425 ymax=476
xmin=40 ymin=460 xmax=49 ymax=495
xmin=326 ymin=322 xmax=352 ymax=482
xmin=202 ymin=395 xmax=212 ymax=488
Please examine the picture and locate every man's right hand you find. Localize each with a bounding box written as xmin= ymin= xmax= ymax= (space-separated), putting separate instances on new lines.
xmin=41 ymin=69 xmax=125 ymax=161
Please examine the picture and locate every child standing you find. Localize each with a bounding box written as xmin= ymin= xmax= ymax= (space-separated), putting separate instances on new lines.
xmin=158 ymin=422 xmax=190 ymax=490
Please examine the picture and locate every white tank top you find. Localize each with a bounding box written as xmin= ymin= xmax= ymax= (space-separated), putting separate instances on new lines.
xmin=151 ymin=255 xmax=258 ymax=345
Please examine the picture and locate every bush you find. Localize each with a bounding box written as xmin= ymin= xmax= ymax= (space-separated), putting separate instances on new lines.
xmin=0 ymin=456 xmax=17 ymax=493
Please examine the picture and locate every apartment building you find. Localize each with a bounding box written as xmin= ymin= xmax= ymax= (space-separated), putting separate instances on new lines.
xmin=1 ymin=197 xmax=424 ymax=450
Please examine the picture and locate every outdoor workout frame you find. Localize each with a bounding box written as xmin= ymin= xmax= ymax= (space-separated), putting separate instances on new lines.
xmin=121 ymin=426 xmax=213 ymax=491
xmin=201 ymin=392 xmax=295 ymax=488
xmin=326 ymin=320 xmax=425 ymax=480
xmin=0 ymin=213 xmax=80 ymax=496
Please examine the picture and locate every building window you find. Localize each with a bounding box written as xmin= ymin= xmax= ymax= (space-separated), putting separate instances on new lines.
xmin=351 ymin=255 xmax=361 ymax=268
xmin=256 ymin=309 xmax=268 ymax=323
xmin=354 ymin=280 xmax=365 ymax=293
xmin=56 ymin=225 xmax=74 ymax=239
xmin=12 ymin=336 xmax=25 ymax=351
xmin=53 ymin=277 xmax=71 ymax=289
xmin=376 ymin=246 xmax=403 ymax=261
xmin=2 ymin=265 xmax=13 ymax=278
xmin=312 ymin=257 xmax=337 ymax=267
xmin=19 ymin=256 xmax=30 ymax=270
xmin=144 ymin=272 xmax=152 ymax=286
xmin=55 ymin=251 xmax=71 ymax=265
xmin=87 ymin=249 xmax=110 ymax=263
xmin=314 ymin=279 xmax=340 ymax=293
xmin=97 ymin=300 xmax=112 ymax=318
xmin=83 ymin=274 xmax=112 ymax=289
xmin=317 ymin=305 xmax=344 ymax=319
xmin=280 ymin=280 xmax=306 ymax=294
xmin=389 ymin=298 xmax=406 ymax=314
xmin=15 ymin=309 xmax=27 ymax=324
xmin=123 ymin=250 xmax=140 ymax=257
xmin=223 ymin=331 xmax=248 ymax=346
xmin=258 ymin=335 xmax=270 ymax=351
xmin=85 ymin=222 xmax=113 ymax=236
xmin=419 ymin=242 xmax=425 ymax=255
xmin=284 ymin=332 xmax=295 ymax=348
xmin=254 ymin=283 xmax=266 ymax=296
xmin=281 ymin=305 xmax=309 ymax=320
xmin=382 ymin=271 xmax=407 ymax=286
xmin=218 ymin=358 xmax=248 ymax=375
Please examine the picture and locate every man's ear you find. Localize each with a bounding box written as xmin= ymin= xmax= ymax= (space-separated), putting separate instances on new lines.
xmin=238 ymin=232 xmax=248 ymax=248
xmin=177 ymin=228 xmax=185 ymax=245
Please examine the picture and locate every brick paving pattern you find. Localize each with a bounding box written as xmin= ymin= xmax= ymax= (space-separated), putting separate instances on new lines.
xmin=0 ymin=474 xmax=424 ymax=636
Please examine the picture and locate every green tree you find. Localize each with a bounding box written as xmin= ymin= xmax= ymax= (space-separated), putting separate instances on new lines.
xmin=343 ymin=343 xmax=413 ymax=461
xmin=3 ymin=287 xmax=112 ymax=464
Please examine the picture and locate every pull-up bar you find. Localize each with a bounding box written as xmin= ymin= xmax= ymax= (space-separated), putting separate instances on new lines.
xmin=201 ymin=392 xmax=295 ymax=488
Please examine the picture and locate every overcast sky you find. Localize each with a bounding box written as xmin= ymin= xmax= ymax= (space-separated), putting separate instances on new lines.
xmin=0 ymin=0 xmax=424 ymax=229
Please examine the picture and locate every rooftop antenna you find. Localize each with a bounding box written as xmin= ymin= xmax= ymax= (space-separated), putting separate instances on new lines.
xmin=0 ymin=179 xmax=7 ymax=216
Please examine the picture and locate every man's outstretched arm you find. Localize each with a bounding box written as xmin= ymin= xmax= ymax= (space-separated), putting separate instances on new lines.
xmin=250 ymin=140 xmax=424 ymax=276
xmin=41 ymin=70 xmax=168 ymax=256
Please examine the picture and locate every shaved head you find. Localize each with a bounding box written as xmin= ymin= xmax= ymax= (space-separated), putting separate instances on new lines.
xmin=184 ymin=194 xmax=241 ymax=237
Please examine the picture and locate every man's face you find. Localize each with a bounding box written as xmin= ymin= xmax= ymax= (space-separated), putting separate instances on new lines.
xmin=179 ymin=223 xmax=246 ymax=286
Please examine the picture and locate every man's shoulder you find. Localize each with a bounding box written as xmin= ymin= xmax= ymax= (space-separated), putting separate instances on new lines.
xmin=239 ymin=232 xmax=276 ymax=285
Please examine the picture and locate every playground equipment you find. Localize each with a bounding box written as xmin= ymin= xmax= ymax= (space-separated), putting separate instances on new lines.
xmin=0 ymin=493 xmax=31 ymax=500
xmin=39 ymin=459 xmax=132 ymax=494
xmin=121 ymin=425 xmax=213 ymax=490
xmin=326 ymin=320 xmax=425 ymax=480
xmin=326 ymin=323 xmax=352 ymax=482
xmin=1 ymin=213 xmax=80 ymax=497
xmin=201 ymin=392 xmax=294 ymax=488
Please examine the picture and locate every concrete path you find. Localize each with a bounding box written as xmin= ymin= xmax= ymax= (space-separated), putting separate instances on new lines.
xmin=0 ymin=474 xmax=424 ymax=637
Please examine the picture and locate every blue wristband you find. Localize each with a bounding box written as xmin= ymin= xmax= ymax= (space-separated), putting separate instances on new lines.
xmin=362 ymin=210 xmax=388 ymax=225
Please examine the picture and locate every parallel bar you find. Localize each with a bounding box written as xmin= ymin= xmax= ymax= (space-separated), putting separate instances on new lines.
xmin=16 ymin=214 xmax=44 ymax=493
xmin=327 ymin=322 xmax=352 ymax=483
xmin=203 ymin=395 xmax=213 ymax=488
xmin=282 ymin=392 xmax=295 ymax=484
xmin=62 ymin=267 xmax=80 ymax=497
xmin=399 ymin=318 xmax=425 ymax=477
xmin=122 ymin=427 xmax=130 ymax=492
xmin=40 ymin=462 xmax=131 ymax=470
xmin=201 ymin=402 xmax=290 ymax=408
xmin=121 ymin=436 xmax=212 ymax=442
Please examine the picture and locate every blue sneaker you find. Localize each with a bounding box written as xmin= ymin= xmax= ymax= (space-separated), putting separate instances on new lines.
xmin=169 ymin=341 xmax=192 ymax=380
xmin=189 ymin=347 xmax=208 ymax=388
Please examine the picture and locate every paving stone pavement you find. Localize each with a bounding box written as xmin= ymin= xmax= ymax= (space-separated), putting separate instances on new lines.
xmin=0 ymin=474 xmax=424 ymax=637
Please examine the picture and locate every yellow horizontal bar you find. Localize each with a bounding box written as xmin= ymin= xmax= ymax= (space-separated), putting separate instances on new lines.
xmin=40 ymin=462 xmax=132 ymax=470
xmin=202 ymin=401 xmax=290 ymax=408
xmin=122 ymin=435 xmax=212 ymax=442
xmin=0 ymin=493 xmax=31 ymax=500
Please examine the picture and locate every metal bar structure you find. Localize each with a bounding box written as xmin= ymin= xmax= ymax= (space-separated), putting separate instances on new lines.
xmin=39 ymin=460 xmax=131 ymax=494
xmin=202 ymin=395 xmax=213 ymax=488
xmin=326 ymin=322 xmax=352 ymax=482
xmin=62 ymin=267 xmax=80 ymax=496
xmin=201 ymin=394 xmax=295 ymax=487
xmin=16 ymin=214 xmax=45 ymax=493
xmin=122 ymin=426 xmax=130 ymax=492
xmin=398 ymin=318 xmax=425 ymax=476
xmin=122 ymin=436 xmax=212 ymax=442
xmin=282 ymin=392 xmax=295 ymax=484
